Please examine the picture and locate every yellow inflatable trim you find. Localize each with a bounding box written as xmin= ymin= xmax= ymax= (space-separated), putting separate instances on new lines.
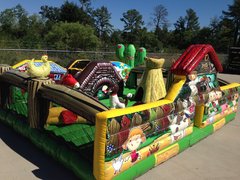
xmin=154 ymin=143 xmax=179 ymax=166
xmin=220 ymin=83 xmax=240 ymax=91
xmin=94 ymin=114 xmax=108 ymax=180
xmin=213 ymin=118 xmax=226 ymax=132
xmin=97 ymin=99 xmax=172 ymax=120
xmin=165 ymin=75 xmax=186 ymax=101
xmin=194 ymin=105 xmax=205 ymax=127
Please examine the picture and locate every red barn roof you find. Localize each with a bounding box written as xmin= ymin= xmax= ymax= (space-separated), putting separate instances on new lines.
xmin=171 ymin=44 xmax=223 ymax=75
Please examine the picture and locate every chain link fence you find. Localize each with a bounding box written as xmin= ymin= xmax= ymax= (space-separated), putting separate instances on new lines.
xmin=0 ymin=48 xmax=228 ymax=69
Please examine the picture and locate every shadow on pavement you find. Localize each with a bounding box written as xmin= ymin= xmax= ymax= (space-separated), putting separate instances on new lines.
xmin=0 ymin=123 xmax=78 ymax=180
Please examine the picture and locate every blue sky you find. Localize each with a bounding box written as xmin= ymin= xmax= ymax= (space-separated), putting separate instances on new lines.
xmin=0 ymin=0 xmax=233 ymax=30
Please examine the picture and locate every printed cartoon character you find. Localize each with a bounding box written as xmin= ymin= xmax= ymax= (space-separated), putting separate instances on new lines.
xmin=106 ymin=84 xmax=126 ymax=109
xmin=188 ymin=71 xmax=198 ymax=82
xmin=205 ymin=90 xmax=221 ymax=115
xmin=200 ymin=62 xmax=209 ymax=72
xmin=171 ymin=129 xmax=185 ymax=142
xmin=215 ymin=90 xmax=222 ymax=101
xmin=210 ymin=62 xmax=216 ymax=72
xmin=189 ymin=84 xmax=198 ymax=96
xmin=208 ymin=90 xmax=217 ymax=102
xmin=197 ymin=76 xmax=211 ymax=93
xmin=220 ymin=103 xmax=228 ymax=115
xmin=122 ymin=127 xmax=146 ymax=163
xmin=112 ymin=153 xmax=124 ymax=174
xmin=188 ymin=71 xmax=199 ymax=96
xmin=169 ymin=112 xmax=191 ymax=134
xmin=175 ymin=98 xmax=195 ymax=117
xmin=117 ymin=115 xmax=131 ymax=151
xmin=212 ymin=90 xmax=222 ymax=111
xmin=200 ymin=55 xmax=210 ymax=72
xmin=207 ymin=75 xmax=216 ymax=89
xmin=182 ymin=97 xmax=195 ymax=118
xmin=233 ymin=93 xmax=239 ymax=107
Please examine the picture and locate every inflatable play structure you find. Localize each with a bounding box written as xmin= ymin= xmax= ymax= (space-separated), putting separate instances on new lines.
xmin=0 ymin=44 xmax=239 ymax=180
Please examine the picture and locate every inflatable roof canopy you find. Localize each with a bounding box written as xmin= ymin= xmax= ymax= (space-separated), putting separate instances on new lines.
xmin=171 ymin=44 xmax=223 ymax=75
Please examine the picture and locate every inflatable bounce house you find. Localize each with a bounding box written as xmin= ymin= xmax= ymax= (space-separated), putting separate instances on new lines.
xmin=0 ymin=44 xmax=239 ymax=180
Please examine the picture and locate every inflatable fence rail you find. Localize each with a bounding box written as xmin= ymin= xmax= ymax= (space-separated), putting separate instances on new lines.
xmin=0 ymin=44 xmax=239 ymax=180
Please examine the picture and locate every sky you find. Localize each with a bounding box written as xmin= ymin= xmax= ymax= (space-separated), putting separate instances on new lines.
xmin=0 ymin=0 xmax=234 ymax=30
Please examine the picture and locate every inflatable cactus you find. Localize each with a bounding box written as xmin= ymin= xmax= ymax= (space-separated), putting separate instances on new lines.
xmin=116 ymin=44 xmax=125 ymax=62
xmin=135 ymin=47 xmax=146 ymax=67
xmin=126 ymin=44 xmax=136 ymax=68
xmin=116 ymin=44 xmax=146 ymax=68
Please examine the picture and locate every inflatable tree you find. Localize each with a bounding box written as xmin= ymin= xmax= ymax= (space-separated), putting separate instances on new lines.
xmin=116 ymin=44 xmax=146 ymax=68
xmin=135 ymin=57 xmax=166 ymax=103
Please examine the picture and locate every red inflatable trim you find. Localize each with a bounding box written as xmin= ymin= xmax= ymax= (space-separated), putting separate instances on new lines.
xmin=171 ymin=44 xmax=223 ymax=75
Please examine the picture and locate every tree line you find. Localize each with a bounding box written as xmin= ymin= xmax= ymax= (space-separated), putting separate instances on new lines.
xmin=0 ymin=0 xmax=239 ymax=53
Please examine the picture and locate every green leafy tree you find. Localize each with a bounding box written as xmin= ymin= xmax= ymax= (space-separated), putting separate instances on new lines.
xmin=207 ymin=15 xmax=234 ymax=52
xmin=79 ymin=0 xmax=92 ymax=13
xmin=15 ymin=5 xmax=29 ymax=38
xmin=216 ymin=18 xmax=234 ymax=52
xmin=40 ymin=1 xmax=94 ymax=26
xmin=222 ymin=0 xmax=240 ymax=46
xmin=172 ymin=9 xmax=200 ymax=49
xmin=45 ymin=22 xmax=100 ymax=50
xmin=0 ymin=4 xmax=28 ymax=38
xmin=185 ymin=8 xmax=200 ymax=31
xmin=120 ymin=9 xmax=144 ymax=43
xmin=0 ymin=8 xmax=17 ymax=37
xmin=174 ymin=16 xmax=186 ymax=33
xmin=194 ymin=27 xmax=212 ymax=44
xmin=59 ymin=1 xmax=81 ymax=22
xmin=184 ymin=8 xmax=200 ymax=46
xmin=93 ymin=6 xmax=113 ymax=40
xmin=39 ymin=5 xmax=60 ymax=23
xmin=0 ymin=5 xmax=46 ymax=48
xmin=173 ymin=16 xmax=186 ymax=49
xmin=21 ymin=14 xmax=45 ymax=48
xmin=209 ymin=16 xmax=221 ymax=36
xmin=208 ymin=16 xmax=222 ymax=50
xmin=138 ymin=27 xmax=149 ymax=47
xmin=39 ymin=5 xmax=60 ymax=32
xmin=59 ymin=1 xmax=94 ymax=26
xmin=152 ymin=4 xmax=168 ymax=33
xmin=138 ymin=28 xmax=162 ymax=52
xmin=78 ymin=0 xmax=95 ymax=26
xmin=151 ymin=4 xmax=169 ymax=49
xmin=110 ymin=30 xmax=123 ymax=45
